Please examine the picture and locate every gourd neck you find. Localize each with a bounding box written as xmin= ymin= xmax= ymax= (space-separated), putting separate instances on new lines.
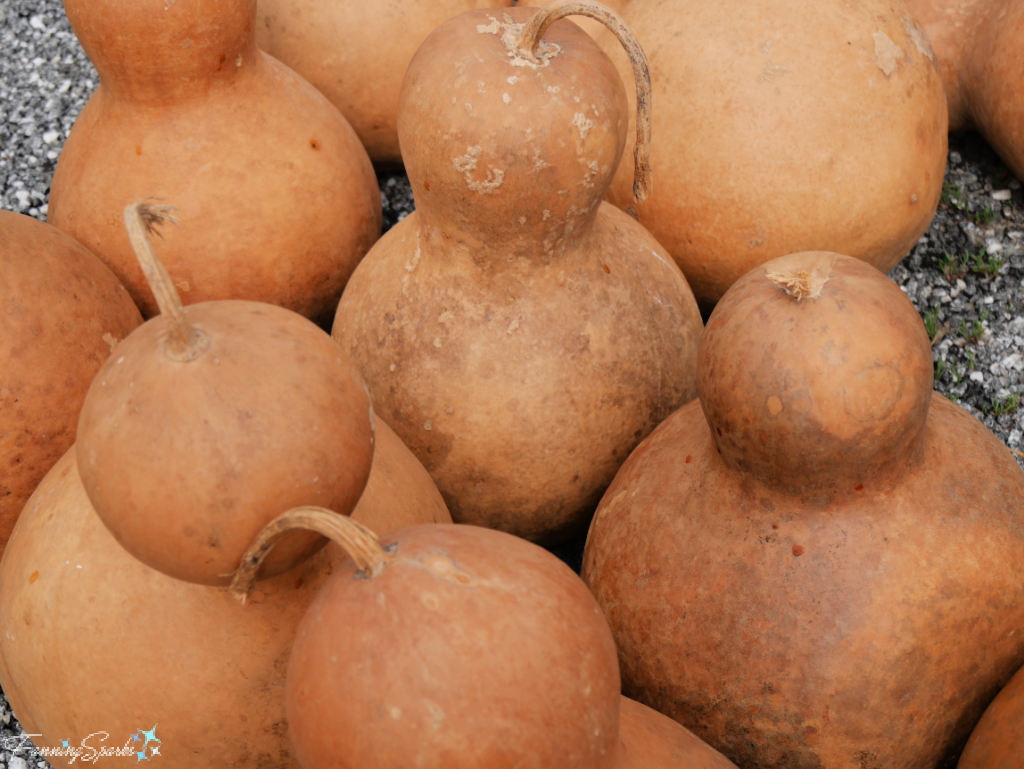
xmin=65 ymin=0 xmax=260 ymax=106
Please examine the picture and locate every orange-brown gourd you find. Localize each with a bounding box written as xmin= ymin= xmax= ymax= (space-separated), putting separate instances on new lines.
xmin=255 ymin=0 xmax=515 ymax=166
xmin=48 ymin=0 xmax=380 ymax=325
xmin=0 ymin=429 xmax=450 ymax=769
xmin=599 ymin=0 xmax=947 ymax=313
xmin=904 ymin=0 xmax=1024 ymax=181
xmin=230 ymin=511 xmax=621 ymax=769
xmin=583 ymin=252 xmax=1024 ymax=767
xmin=75 ymin=202 xmax=374 ymax=586
xmin=333 ymin=2 xmax=703 ymax=544
xmin=958 ymin=663 xmax=1024 ymax=769
xmin=615 ymin=697 xmax=738 ymax=769
xmin=0 ymin=212 xmax=141 ymax=557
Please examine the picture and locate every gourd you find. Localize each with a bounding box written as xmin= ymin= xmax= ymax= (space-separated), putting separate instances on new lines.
xmin=76 ymin=201 xmax=374 ymax=586
xmin=0 ymin=211 xmax=141 ymax=557
xmin=0 ymin=426 xmax=450 ymax=769
xmin=48 ymin=0 xmax=381 ymax=325
xmin=904 ymin=0 xmax=1024 ymax=181
xmin=231 ymin=510 xmax=621 ymax=769
xmin=616 ymin=697 xmax=738 ymax=768
xmin=583 ymin=252 xmax=1024 ymax=767
xmin=333 ymin=1 xmax=703 ymax=544
xmin=255 ymin=0 xmax=515 ymax=166
xmin=601 ymin=0 xmax=948 ymax=312
xmin=958 ymin=663 xmax=1024 ymax=769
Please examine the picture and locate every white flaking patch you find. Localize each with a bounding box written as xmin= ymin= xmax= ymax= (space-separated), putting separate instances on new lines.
xmin=572 ymin=112 xmax=596 ymax=140
xmin=872 ymin=30 xmax=903 ymax=76
xmin=438 ymin=311 xmax=455 ymax=323
xmin=502 ymin=93 xmax=511 ymax=104
xmin=102 ymin=333 xmax=118 ymax=351
xmin=507 ymin=317 xmax=520 ymax=334
xmin=758 ymin=40 xmax=791 ymax=84
xmin=477 ymin=13 xmax=561 ymax=69
xmin=465 ymin=103 xmax=474 ymax=116
xmin=433 ymin=337 xmax=442 ymax=348
xmin=452 ymin=145 xmax=505 ymax=194
xmin=507 ymin=76 xmax=518 ymax=84
xmin=236 ymin=53 xmax=243 ymax=67
xmin=902 ymin=15 xmax=938 ymax=65
xmin=546 ymin=85 xmax=560 ymax=94
xmin=518 ymin=216 xmax=526 ymax=225
xmin=176 ymin=280 xmax=190 ymax=292
xmin=542 ymin=210 xmax=550 ymax=221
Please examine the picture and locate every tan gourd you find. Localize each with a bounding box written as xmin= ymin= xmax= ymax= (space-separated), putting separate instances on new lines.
xmin=598 ymin=0 xmax=947 ymax=312
xmin=615 ymin=697 xmax=738 ymax=769
xmin=232 ymin=510 xmax=622 ymax=769
xmin=76 ymin=202 xmax=374 ymax=586
xmin=0 ymin=426 xmax=450 ymax=769
xmin=333 ymin=1 xmax=703 ymax=544
xmin=583 ymin=252 xmax=1024 ymax=767
xmin=904 ymin=0 xmax=1024 ymax=180
xmin=255 ymin=0 xmax=515 ymax=166
xmin=958 ymin=663 xmax=1024 ymax=769
xmin=0 ymin=212 xmax=141 ymax=557
xmin=49 ymin=0 xmax=380 ymax=324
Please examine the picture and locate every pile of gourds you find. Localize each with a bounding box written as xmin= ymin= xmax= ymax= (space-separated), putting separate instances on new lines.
xmin=1 ymin=0 xmax=1023 ymax=767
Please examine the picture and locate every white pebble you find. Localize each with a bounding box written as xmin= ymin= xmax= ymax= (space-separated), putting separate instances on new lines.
xmin=43 ymin=130 xmax=60 ymax=144
xmin=970 ymin=371 xmax=985 ymax=383
xmin=991 ymin=190 xmax=1012 ymax=201
xmin=14 ymin=190 xmax=30 ymax=207
xmin=9 ymin=756 xmax=29 ymax=769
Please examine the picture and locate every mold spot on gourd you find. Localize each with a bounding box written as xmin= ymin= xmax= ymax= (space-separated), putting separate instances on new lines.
xmin=310 ymin=139 xmax=320 ymax=150
xmin=792 ymin=545 xmax=805 ymax=556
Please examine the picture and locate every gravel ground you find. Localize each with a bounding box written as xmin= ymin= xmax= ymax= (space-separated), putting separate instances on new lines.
xmin=2 ymin=0 xmax=1024 ymax=763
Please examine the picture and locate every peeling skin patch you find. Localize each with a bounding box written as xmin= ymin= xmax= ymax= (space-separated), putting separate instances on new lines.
xmin=477 ymin=13 xmax=562 ymax=69
xmin=872 ymin=30 xmax=903 ymax=77
xmin=452 ymin=145 xmax=505 ymax=194
xmin=767 ymin=395 xmax=784 ymax=416
xmin=758 ymin=40 xmax=791 ymax=84
xmin=503 ymin=93 xmax=511 ymax=105
xmin=572 ymin=112 xmax=596 ymax=140
xmin=102 ymin=332 xmax=118 ymax=351
xmin=507 ymin=317 xmax=520 ymax=334
xmin=507 ymin=76 xmax=518 ymax=85
xmin=902 ymin=15 xmax=938 ymax=66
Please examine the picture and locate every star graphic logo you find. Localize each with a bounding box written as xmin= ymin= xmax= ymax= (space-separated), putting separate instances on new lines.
xmin=150 ymin=746 xmax=161 ymax=757
xmin=132 ymin=733 xmax=141 ymax=743
xmin=140 ymin=725 xmax=160 ymax=751
xmin=62 ymin=739 xmax=70 ymax=749
xmin=135 ymin=750 xmax=149 ymax=762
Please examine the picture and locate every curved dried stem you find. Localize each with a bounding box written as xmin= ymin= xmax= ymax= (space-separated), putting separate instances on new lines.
xmin=515 ymin=0 xmax=652 ymax=202
xmin=123 ymin=199 xmax=209 ymax=361
xmin=229 ymin=507 xmax=394 ymax=604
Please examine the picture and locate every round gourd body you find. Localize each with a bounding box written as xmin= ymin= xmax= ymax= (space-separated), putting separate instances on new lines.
xmin=0 ymin=212 xmax=141 ymax=556
xmin=905 ymin=0 xmax=1024 ymax=179
xmin=255 ymin=0 xmax=515 ymax=166
xmin=0 ymin=428 xmax=450 ymax=769
xmin=76 ymin=300 xmax=374 ymax=586
xmin=582 ymin=253 xmax=1024 ymax=767
xmin=616 ymin=696 xmax=738 ymax=769
xmin=958 ymin=663 xmax=1024 ymax=769
xmin=49 ymin=0 xmax=380 ymax=325
xmin=333 ymin=7 xmax=703 ymax=543
xmin=287 ymin=523 xmax=621 ymax=769
xmin=604 ymin=0 xmax=948 ymax=312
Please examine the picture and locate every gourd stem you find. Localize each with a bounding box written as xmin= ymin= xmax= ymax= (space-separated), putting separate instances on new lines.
xmin=229 ymin=507 xmax=393 ymax=604
xmin=515 ymin=0 xmax=652 ymax=203
xmin=123 ymin=199 xmax=208 ymax=361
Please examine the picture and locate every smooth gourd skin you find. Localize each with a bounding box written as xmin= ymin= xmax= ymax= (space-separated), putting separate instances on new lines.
xmin=603 ymin=0 xmax=948 ymax=313
xmin=904 ymin=0 xmax=1024 ymax=180
xmin=958 ymin=663 xmax=1024 ymax=769
xmin=0 ymin=212 xmax=141 ymax=558
xmin=287 ymin=523 xmax=621 ymax=769
xmin=49 ymin=0 xmax=381 ymax=325
xmin=0 ymin=428 xmax=450 ymax=769
xmin=583 ymin=253 xmax=1024 ymax=767
xmin=616 ymin=696 xmax=738 ymax=769
xmin=76 ymin=301 xmax=374 ymax=586
xmin=255 ymin=0 xmax=515 ymax=166
xmin=334 ymin=8 xmax=703 ymax=544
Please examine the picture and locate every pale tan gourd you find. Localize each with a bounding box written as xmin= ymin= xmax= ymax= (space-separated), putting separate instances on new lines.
xmin=601 ymin=0 xmax=948 ymax=312
xmin=0 ymin=424 xmax=450 ymax=769
xmin=904 ymin=0 xmax=1024 ymax=181
xmin=256 ymin=0 xmax=515 ymax=166
xmin=0 ymin=212 xmax=141 ymax=557
xmin=333 ymin=2 xmax=703 ymax=544
xmin=49 ymin=0 xmax=380 ymax=325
